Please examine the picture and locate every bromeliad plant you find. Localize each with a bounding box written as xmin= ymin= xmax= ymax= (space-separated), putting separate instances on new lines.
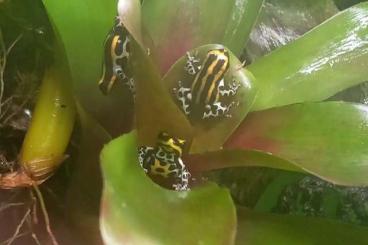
xmin=39 ymin=0 xmax=368 ymax=244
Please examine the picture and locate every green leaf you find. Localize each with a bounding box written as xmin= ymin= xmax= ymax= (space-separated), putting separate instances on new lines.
xmin=42 ymin=0 xmax=134 ymax=135
xmin=236 ymin=207 xmax=368 ymax=244
xmin=186 ymin=149 xmax=301 ymax=174
xmin=225 ymin=102 xmax=368 ymax=186
xmin=142 ymin=0 xmax=264 ymax=74
xmin=248 ymin=3 xmax=368 ymax=111
xmin=163 ymin=44 xmax=257 ymax=153
xmin=222 ymin=0 xmax=265 ymax=56
xmin=100 ymin=132 xmax=236 ymax=244
xmin=130 ymin=42 xmax=193 ymax=146
xmin=246 ymin=0 xmax=338 ymax=62
xmin=42 ymin=0 xmax=115 ymax=88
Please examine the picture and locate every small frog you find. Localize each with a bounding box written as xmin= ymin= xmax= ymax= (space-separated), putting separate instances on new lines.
xmin=98 ymin=16 xmax=135 ymax=95
xmin=138 ymin=132 xmax=190 ymax=191
xmin=174 ymin=49 xmax=241 ymax=121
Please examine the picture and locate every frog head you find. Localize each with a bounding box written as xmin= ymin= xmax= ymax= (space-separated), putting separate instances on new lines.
xmin=98 ymin=17 xmax=131 ymax=95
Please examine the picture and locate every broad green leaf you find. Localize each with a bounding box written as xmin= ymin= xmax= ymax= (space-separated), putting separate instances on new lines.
xmin=42 ymin=0 xmax=115 ymax=87
xmin=236 ymin=207 xmax=368 ymax=244
xmin=142 ymin=0 xmax=264 ymax=74
xmin=222 ymin=0 xmax=265 ymax=56
xmin=42 ymin=0 xmax=134 ymax=135
xmin=163 ymin=44 xmax=257 ymax=153
xmin=248 ymin=3 xmax=368 ymax=111
xmin=246 ymin=0 xmax=338 ymax=62
xmin=100 ymin=132 xmax=236 ymax=244
xmin=130 ymin=41 xmax=193 ymax=146
xmin=225 ymin=102 xmax=368 ymax=186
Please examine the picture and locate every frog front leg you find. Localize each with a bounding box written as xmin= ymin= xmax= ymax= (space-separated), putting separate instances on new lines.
xmin=173 ymin=81 xmax=192 ymax=115
xmin=138 ymin=146 xmax=156 ymax=173
xmin=172 ymin=158 xmax=191 ymax=191
xmin=218 ymin=79 xmax=241 ymax=97
xmin=202 ymin=101 xmax=236 ymax=119
xmin=184 ymin=51 xmax=201 ymax=75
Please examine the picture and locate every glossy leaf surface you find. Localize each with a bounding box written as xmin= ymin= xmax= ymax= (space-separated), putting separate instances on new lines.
xmin=163 ymin=44 xmax=257 ymax=153
xmin=42 ymin=0 xmax=134 ymax=135
xmin=236 ymin=208 xmax=368 ymax=244
xmin=222 ymin=0 xmax=264 ymax=56
xmin=100 ymin=132 xmax=236 ymax=244
xmin=246 ymin=0 xmax=338 ymax=62
xmin=142 ymin=0 xmax=264 ymax=74
xmin=226 ymin=102 xmax=368 ymax=186
xmin=248 ymin=3 xmax=368 ymax=111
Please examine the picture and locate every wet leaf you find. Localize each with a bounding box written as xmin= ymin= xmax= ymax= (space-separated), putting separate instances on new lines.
xmin=100 ymin=132 xmax=236 ymax=244
xmin=131 ymin=41 xmax=193 ymax=146
xmin=246 ymin=0 xmax=338 ymax=62
xmin=225 ymin=102 xmax=368 ymax=186
xmin=42 ymin=0 xmax=134 ymax=135
xmin=236 ymin=207 xmax=368 ymax=244
xmin=222 ymin=0 xmax=265 ymax=56
xmin=248 ymin=3 xmax=368 ymax=111
xmin=142 ymin=0 xmax=264 ymax=74
xmin=163 ymin=44 xmax=257 ymax=153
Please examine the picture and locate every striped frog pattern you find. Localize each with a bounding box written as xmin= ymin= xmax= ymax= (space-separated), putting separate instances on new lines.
xmin=174 ymin=49 xmax=241 ymax=120
xmin=98 ymin=16 xmax=135 ymax=95
xmin=138 ymin=132 xmax=190 ymax=191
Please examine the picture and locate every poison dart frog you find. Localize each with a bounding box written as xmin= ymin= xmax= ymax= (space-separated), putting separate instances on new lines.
xmin=98 ymin=16 xmax=135 ymax=95
xmin=174 ymin=48 xmax=241 ymax=120
xmin=138 ymin=132 xmax=190 ymax=191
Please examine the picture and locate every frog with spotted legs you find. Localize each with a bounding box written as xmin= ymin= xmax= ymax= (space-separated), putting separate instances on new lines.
xmin=174 ymin=48 xmax=241 ymax=121
xmin=98 ymin=16 xmax=135 ymax=95
xmin=138 ymin=132 xmax=190 ymax=191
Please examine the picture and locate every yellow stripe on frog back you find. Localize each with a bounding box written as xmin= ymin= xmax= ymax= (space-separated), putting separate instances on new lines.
xmin=191 ymin=49 xmax=230 ymax=105
xmin=205 ymin=50 xmax=229 ymax=104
